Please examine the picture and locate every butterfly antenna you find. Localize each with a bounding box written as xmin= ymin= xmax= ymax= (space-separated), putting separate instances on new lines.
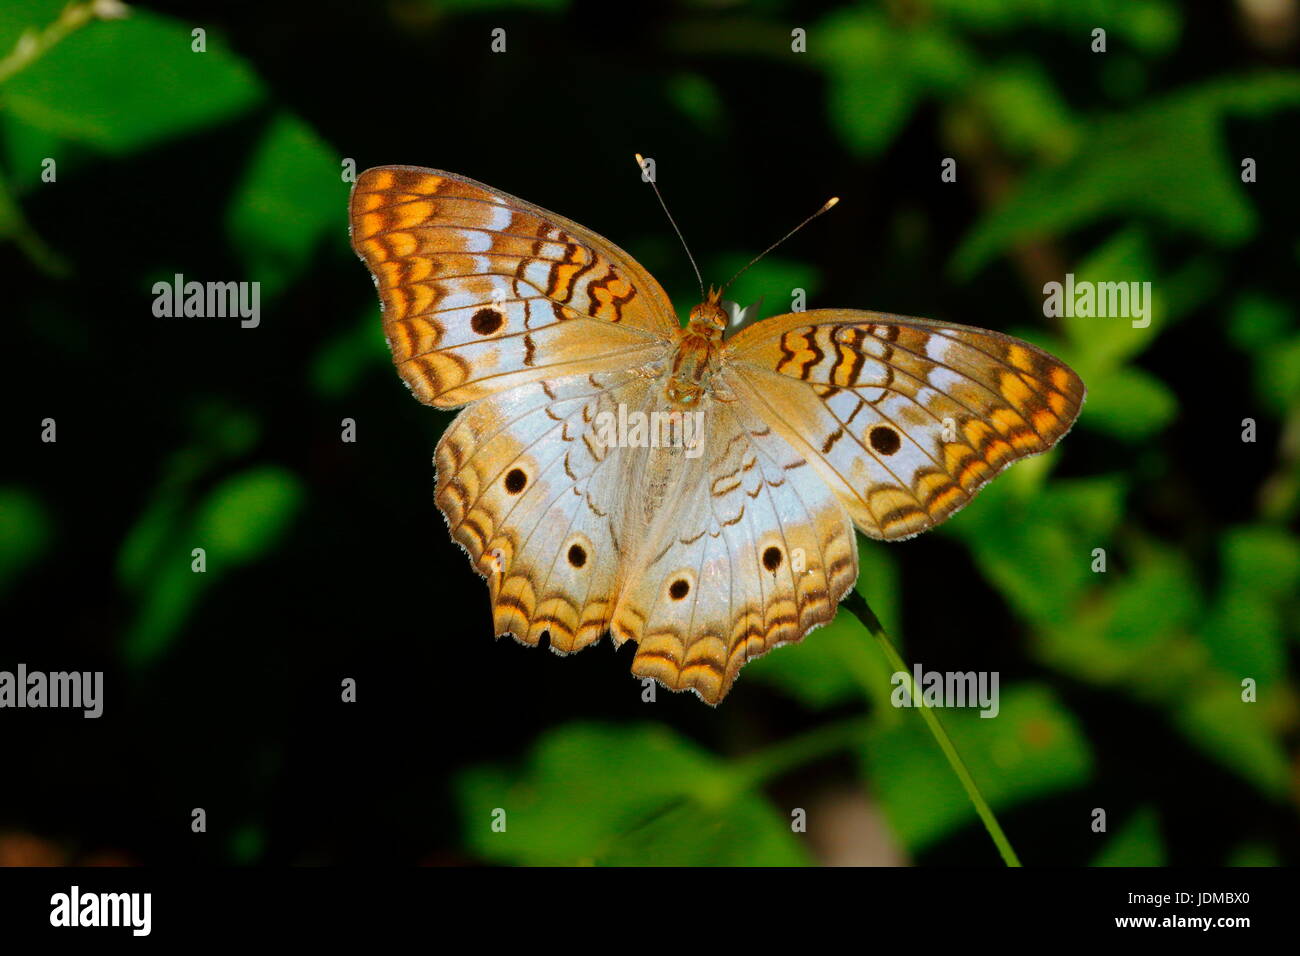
xmin=720 ymin=196 xmax=839 ymax=294
xmin=634 ymin=154 xmax=704 ymax=300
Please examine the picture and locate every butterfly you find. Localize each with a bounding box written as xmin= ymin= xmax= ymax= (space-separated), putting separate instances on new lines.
xmin=349 ymin=165 xmax=1085 ymax=705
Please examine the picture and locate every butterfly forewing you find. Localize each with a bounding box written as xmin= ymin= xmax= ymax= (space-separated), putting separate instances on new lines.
xmin=722 ymin=310 xmax=1086 ymax=540
xmin=349 ymin=166 xmax=676 ymax=407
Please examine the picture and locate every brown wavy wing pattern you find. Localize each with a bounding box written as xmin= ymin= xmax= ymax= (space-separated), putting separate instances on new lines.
xmin=435 ymin=369 xmax=654 ymax=654
xmin=350 ymin=166 xmax=675 ymax=407
xmin=723 ymin=310 xmax=1086 ymax=540
xmin=613 ymin=395 xmax=859 ymax=704
xmin=434 ymin=363 xmax=859 ymax=704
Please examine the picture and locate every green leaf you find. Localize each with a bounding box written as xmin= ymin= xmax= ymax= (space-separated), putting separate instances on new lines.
xmin=123 ymin=465 xmax=303 ymax=667
xmin=954 ymin=75 xmax=1300 ymax=278
xmin=1202 ymin=527 xmax=1300 ymax=686
xmin=1 ymin=8 xmax=263 ymax=187
xmin=121 ymin=558 xmax=205 ymax=669
xmin=116 ymin=489 xmax=188 ymax=592
xmin=928 ymin=0 xmax=1179 ymax=53
xmin=457 ymin=723 xmax=808 ymax=865
xmin=226 ymin=113 xmax=344 ymax=299
xmin=1203 ymin=590 xmax=1287 ymax=688
xmin=1033 ymin=545 xmax=1202 ymax=688
xmin=816 ymin=9 xmax=976 ymax=157
xmin=0 ymin=1 xmax=56 ymax=53
xmin=1059 ymin=228 xmax=1161 ymax=373
xmin=116 ymin=404 xmax=260 ymax=590
xmin=817 ymin=12 xmax=916 ymax=157
xmin=1096 ymin=550 xmax=1200 ymax=657
xmin=1252 ymin=335 xmax=1300 ymax=416
xmin=0 ymin=486 xmax=52 ymax=598
xmin=1229 ymin=293 xmax=1292 ymax=351
xmin=1076 ymin=365 xmax=1176 ymax=441
xmin=599 ymin=797 xmax=804 ymax=866
xmin=1219 ymin=526 xmax=1300 ymax=600
xmin=944 ymin=474 xmax=1127 ymax=631
xmin=229 ymin=824 xmax=265 ymax=865
xmin=1092 ymin=807 xmax=1165 ymax=866
xmin=1171 ymin=680 xmax=1289 ymax=798
xmin=861 ymin=684 xmax=1093 ymax=852
xmin=666 ymin=72 xmax=724 ymax=131
xmin=310 ymin=307 xmax=390 ymax=398
xmin=191 ymin=466 xmax=304 ymax=562
xmin=973 ymin=60 xmax=1078 ymax=162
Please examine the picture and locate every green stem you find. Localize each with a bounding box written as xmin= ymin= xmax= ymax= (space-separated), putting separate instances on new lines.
xmin=0 ymin=1 xmax=122 ymax=85
xmin=729 ymin=716 xmax=864 ymax=792
xmin=0 ymin=2 xmax=124 ymax=275
xmin=0 ymin=168 xmax=68 ymax=276
xmin=842 ymin=588 xmax=1023 ymax=867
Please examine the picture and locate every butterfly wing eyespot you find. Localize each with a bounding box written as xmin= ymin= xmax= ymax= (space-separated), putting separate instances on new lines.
xmin=722 ymin=309 xmax=1086 ymax=541
xmin=349 ymin=165 xmax=677 ymax=408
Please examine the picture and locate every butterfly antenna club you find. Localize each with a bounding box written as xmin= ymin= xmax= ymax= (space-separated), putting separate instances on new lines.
xmin=721 ymin=196 xmax=839 ymax=294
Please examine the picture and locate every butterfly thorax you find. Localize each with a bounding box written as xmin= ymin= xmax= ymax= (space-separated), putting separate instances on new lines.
xmin=664 ymin=298 xmax=728 ymax=407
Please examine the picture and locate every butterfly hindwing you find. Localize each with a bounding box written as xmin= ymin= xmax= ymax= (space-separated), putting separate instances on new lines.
xmin=723 ymin=310 xmax=1086 ymax=540
xmin=609 ymin=393 xmax=858 ymax=703
xmin=436 ymin=365 xmax=859 ymax=704
xmin=435 ymin=369 xmax=653 ymax=654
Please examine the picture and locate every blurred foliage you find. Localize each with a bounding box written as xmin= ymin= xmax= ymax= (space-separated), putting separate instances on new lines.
xmin=1092 ymin=806 xmax=1165 ymax=866
xmin=458 ymin=722 xmax=814 ymax=865
xmin=0 ymin=486 xmax=51 ymax=600
xmin=1 ymin=0 xmax=1298 ymax=867
xmin=0 ymin=4 xmax=263 ymax=182
xmin=953 ymin=75 xmax=1300 ymax=275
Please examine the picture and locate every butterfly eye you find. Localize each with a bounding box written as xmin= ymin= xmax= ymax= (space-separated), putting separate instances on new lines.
xmin=869 ymin=425 xmax=901 ymax=455
xmin=504 ymin=468 xmax=528 ymax=493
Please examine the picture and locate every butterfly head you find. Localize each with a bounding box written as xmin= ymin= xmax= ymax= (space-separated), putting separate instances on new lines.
xmin=687 ymin=286 xmax=728 ymax=335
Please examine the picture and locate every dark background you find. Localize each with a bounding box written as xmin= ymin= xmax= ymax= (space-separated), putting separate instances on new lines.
xmin=1 ymin=0 xmax=1298 ymax=866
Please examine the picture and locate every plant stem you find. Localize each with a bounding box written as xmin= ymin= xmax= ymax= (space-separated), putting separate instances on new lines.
xmin=0 ymin=168 xmax=69 ymax=276
xmin=0 ymin=1 xmax=125 ymax=275
xmin=729 ymin=716 xmax=864 ymax=793
xmin=0 ymin=1 xmax=125 ymax=86
xmin=842 ymin=588 xmax=1023 ymax=867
